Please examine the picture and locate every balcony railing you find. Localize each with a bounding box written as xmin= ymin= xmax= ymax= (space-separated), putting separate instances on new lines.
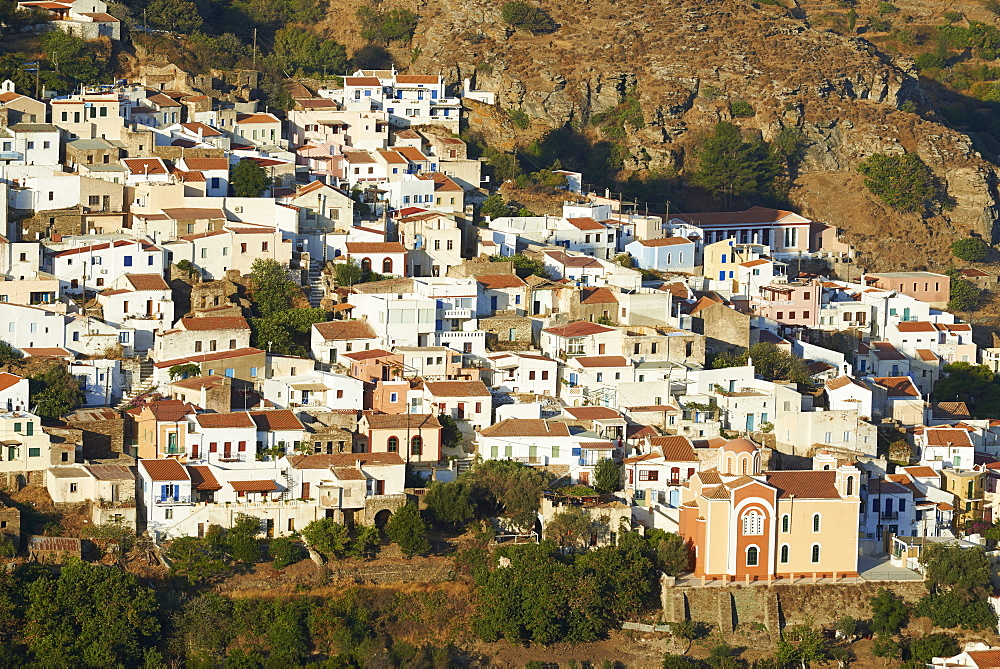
xmin=0 ymin=151 xmax=22 ymax=161
xmin=444 ymin=308 xmax=472 ymax=319
xmin=154 ymin=495 xmax=193 ymax=505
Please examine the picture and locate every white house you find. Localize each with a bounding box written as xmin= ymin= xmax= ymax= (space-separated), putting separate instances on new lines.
xmin=0 ymin=373 xmax=29 ymax=412
xmin=625 ymin=237 xmax=696 ymax=273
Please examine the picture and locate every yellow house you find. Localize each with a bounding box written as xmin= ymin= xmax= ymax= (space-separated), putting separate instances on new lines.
xmin=703 ymin=238 xmax=769 ymax=287
xmin=940 ymin=468 xmax=985 ymax=528
xmin=679 ymin=438 xmax=861 ymax=581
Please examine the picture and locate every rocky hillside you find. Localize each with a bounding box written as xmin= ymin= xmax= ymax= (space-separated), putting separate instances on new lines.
xmin=330 ymin=0 xmax=1000 ymax=269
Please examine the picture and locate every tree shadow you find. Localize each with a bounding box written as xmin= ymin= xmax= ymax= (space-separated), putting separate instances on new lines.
xmin=352 ymin=45 xmax=395 ymax=70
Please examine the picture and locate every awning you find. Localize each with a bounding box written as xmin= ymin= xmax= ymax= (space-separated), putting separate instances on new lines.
xmin=229 ymin=480 xmax=278 ymax=493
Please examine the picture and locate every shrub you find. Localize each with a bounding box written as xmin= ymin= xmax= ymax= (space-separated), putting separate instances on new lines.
xmin=268 ymin=537 xmax=305 ymax=570
xmin=501 ymin=1 xmax=557 ymax=34
xmin=385 ymin=503 xmax=430 ymax=557
xmin=857 ymin=152 xmax=940 ymax=213
xmin=951 ymin=236 xmax=989 ymax=262
xmin=915 ymin=52 xmax=947 ymax=71
xmin=948 ymin=277 xmax=982 ymax=311
xmin=508 ymin=108 xmax=530 ymax=129
xmin=728 ymin=97 xmax=755 ymax=117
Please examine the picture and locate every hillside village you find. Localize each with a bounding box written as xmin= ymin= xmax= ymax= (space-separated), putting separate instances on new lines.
xmin=6 ymin=0 xmax=1000 ymax=666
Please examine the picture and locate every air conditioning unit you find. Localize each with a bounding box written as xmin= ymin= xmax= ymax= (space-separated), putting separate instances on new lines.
xmin=234 ymin=206 xmax=243 ymax=213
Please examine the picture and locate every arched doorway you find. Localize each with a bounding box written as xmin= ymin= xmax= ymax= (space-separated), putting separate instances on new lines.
xmin=374 ymin=509 xmax=392 ymax=528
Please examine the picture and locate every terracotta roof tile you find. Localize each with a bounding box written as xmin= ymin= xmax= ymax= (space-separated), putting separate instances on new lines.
xmin=0 ymin=372 xmax=24 ymax=392
xmin=154 ymin=348 xmax=264 ymax=369
xmin=139 ymin=459 xmax=188 ymax=481
xmin=345 ymin=242 xmax=406 ymax=254
xmin=124 ymin=274 xmax=170 ymax=291
xmin=543 ymin=321 xmax=615 ymax=337
xmin=313 ymin=320 xmax=377 ymax=341
xmin=249 ymin=409 xmax=303 ymax=431
xmin=825 ymin=376 xmax=856 ymax=391
xmin=479 ymin=418 xmax=569 ymax=438
xmin=179 ymin=316 xmax=249 ymax=331
xmin=765 ymin=470 xmax=842 ymax=499
xmin=230 ymin=480 xmax=278 ymax=492
xmin=580 ymin=287 xmax=619 ymax=305
xmin=187 ymin=465 xmax=222 ymax=491
xmin=475 ymin=274 xmax=525 ymax=289
xmin=424 ymin=380 xmax=491 ymax=397
xmin=565 ymin=217 xmax=607 ymax=231
xmin=574 ymin=355 xmax=630 ymax=368
xmin=564 ymin=406 xmax=621 ymax=421
xmin=924 ymin=428 xmax=973 ymax=448
xmin=196 ymin=412 xmax=255 ymax=428
xmin=649 ymin=435 xmax=698 ymax=462
xmin=873 ymin=376 xmax=919 ymax=398
xmin=290 ymin=452 xmax=405 ymax=468
xmin=903 ymin=466 xmax=939 ymax=478
xmin=365 ymin=413 xmax=442 ymax=430
xmin=182 ymin=157 xmax=228 ymax=171
xmin=636 ymin=236 xmax=693 ymax=247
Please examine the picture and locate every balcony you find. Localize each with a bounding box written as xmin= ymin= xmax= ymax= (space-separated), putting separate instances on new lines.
xmin=154 ymin=495 xmax=193 ymax=505
xmin=444 ymin=308 xmax=472 ymax=319
xmin=0 ymin=151 xmax=22 ymax=161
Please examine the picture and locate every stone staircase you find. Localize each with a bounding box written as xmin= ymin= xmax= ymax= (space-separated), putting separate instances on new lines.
xmin=115 ymin=359 xmax=155 ymax=410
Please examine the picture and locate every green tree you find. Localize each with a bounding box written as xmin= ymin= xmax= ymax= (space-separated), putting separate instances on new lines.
xmin=169 ymin=363 xmax=201 ymax=380
xmin=706 ymin=643 xmax=741 ymax=668
xmin=712 ymin=342 xmax=812 ymax=385
xmin=951 ymin=236 xmax=989 ymax=262
xmin=645 ymin=529 xmax=692 ymax=576
xmin=226 ymin=513 xmax=262 ymax=564
xmin=463 ymin=459 xmax=549 ymax=528
xmin=167 ymin=534 xmax=230 ymax=584
xmin=545 ymin=506 xmax=594 ymax=548
xmin=501 ymin=0 xmax=557 ymax=34
xmin=932 ymin=362 xmax=1000 ymax=418
xmin=481 ymin=193 xmax=511 ymax=219
xmin=30 ymin=364 xmax=84 ymax=419
xmin=230 ymin=158 xmax=268 ymax=198
xmin=0 ymin=340 xmax=23 ymax=363
xmin=24 ymin=559 xmax=159 ymax=666
xmin=871 ymin=634 xmax=900 ymax=660
xmin=836 ymin=615 xmax=858 ymax=642
xmin=385 ymin=502 xmax=430 ymax=557
xmin=267 ymin=536 xmax=305 ymax=569
xmin=438 ymin=413 xmax=463 ymax=450
xmin=692 ymin=121 xmax=782 ymax=207
xmin=145 ymin=0 xmax=203 ymax=32
xmin=909 ymin=633 xmax=960 ymax=663
xmin=248 ymin=258 xmax=301 ymax=318
xmin=857 ymin=153 xmax=940 ymax=213
xmin=593 ymin=457 xmax=623 ymax=493
xmin=347 ymin=525 xmax=381 ymax=559
xmin=301 ymin=518 xmax=350 ymax=559
xmin=271 ymin=27 xmax=348 ymax=76
xmin=423 ymin=480 xmax=475 ymax=530
xmin=40 ymin=31 xmax=105 ymax=87
xmin=490 ymin=253 xmax=550 ymax=279
xmin=870 ymin=588 xmax=909 ymax=637
xmin=356 ymin=5 xmax=418 ymax=43
xmin=921 ymin=543 xmax=993 ymax=598
xmin=948 ymin=277 xmax=983 ymax=311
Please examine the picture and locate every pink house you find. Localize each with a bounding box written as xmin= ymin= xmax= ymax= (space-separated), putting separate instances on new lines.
xmin=866 ymin=272 xmax=950 ymax=309
xmin=752 ymin=279 xmax=821 ymax=328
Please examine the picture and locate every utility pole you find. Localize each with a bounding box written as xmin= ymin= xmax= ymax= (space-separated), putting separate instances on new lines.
xmin=252 ymin=29 xmax=258 ymax=69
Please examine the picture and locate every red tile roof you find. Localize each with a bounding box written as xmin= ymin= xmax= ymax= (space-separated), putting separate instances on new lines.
xmin=580 ymin=287 xmax=618 ymax=305
xmin=154 ymin=347 xmax=264 ymax=369
xmin=345 ymin=242 xmax=406 ymax=254
xmin=825 ymin=376 xmax=857 ymax=391
xmin=230 ymin=480 xmax=278 ymax=492
xmin=124 ymin=274 xmax=170 ymax=291
xmin=479 ymin=418 xmax=570 ymax=438
xmin=196 ymin=412 xmax=255 ymax=429
xmin=236 ymin=113 xmax=280 ymax=124
xmin=187 ymin=465 xmax=222 ymax=491
xmin=22 ymin=347 xmax=73 ymax=358
xmin=565 ymin=217 xmax=607 ymax=231
xmin=123 ymin=158 xmax=168 ymax=175
xmin=0 ymin=372 xmax=24 ymax=392
xmin=313 ymin=320 xmax=377 ymax=341
xmin=142 ymin=399 xmax=198 ymax=422
xmin=873 ymin=376 xmax=920 ymax=398
xmin=476 ymin=274 xmax=525 ymax=289
xmin=139 ymin=458 xmax=188 ymax=481
xmin=672 ymin=206 xmax=803 ymax=226
xmin=543 ymin=321 xmax=615 ymax=337
xmin=290 ymin=452 xmax=405 ymax=468
xmin=765 ymin=470 xmax=842 ymax=499
xmin=179 ymin=316 xmax=249 ymax=331
xmin=424 ymin=380 xmax=491 ymax=397
xmin=903 ymin=466 xmax=939 ymax=478
xmin=650 ymin=435 xmax=698 ymax=462
xmin=896 ymin=321 xmax=936 ymax=333
xmin=364 ymin=413 xmax=442 ymax=430
xmin=249 ymin=409 xmax=304 ymax=431
xmin=924 ymin=428 xmax=973 ymax=448
xmin=574 ymin=355 xmax=630 ymax=368
xmin=395 ymin=75 xmax=439 ymax=84
xmin=564 ymin=406 xmax=621 ymax=421
xmin=182 ymin=157 xmax=228 ymax=171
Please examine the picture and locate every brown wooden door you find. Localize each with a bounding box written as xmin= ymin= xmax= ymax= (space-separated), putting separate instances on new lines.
xmin=301 ymin=482 xmax=310 ymax=499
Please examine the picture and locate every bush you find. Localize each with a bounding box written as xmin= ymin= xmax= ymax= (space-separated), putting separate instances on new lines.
xmin=948 ymin=277 xmax=982 ymax=311
xmin=508 ymin=108 xmax=530 ymax=129
xmin=301 ymin=518 xmax=350 ymax=559
xmin=268 ymin=537 xmax=305 ymax=570
xmin=501 ymin=1 xmax=557 ymax=34
xmin=356 ymin=5 xmax=418 ymax=44
xmin=951 ymin=236 xmax=989 ymax=262
xmin=909 ymin=633 xmax=960 ymax=663
xmin=385 ymin=503 xmax=430 ymax=557
xmin=857 ymin=153 xmax=940 ymax=213
xmin=728 ymin=97 xmax=755 ymax=117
